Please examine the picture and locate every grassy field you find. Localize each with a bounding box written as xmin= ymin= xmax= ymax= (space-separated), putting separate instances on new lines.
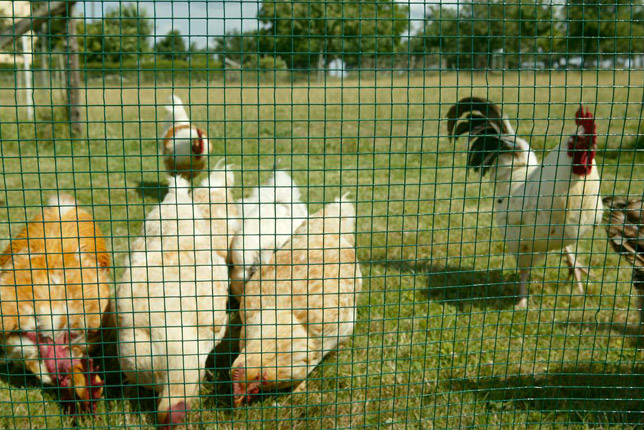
xmin=0 ymin=70 xmax=644 ymax=429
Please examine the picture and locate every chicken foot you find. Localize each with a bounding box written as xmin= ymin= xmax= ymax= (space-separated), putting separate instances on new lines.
xmin=564 ymin=247 xmax=590 ymax=294
xmin=515 ymin=270 xmax=530 ymax=310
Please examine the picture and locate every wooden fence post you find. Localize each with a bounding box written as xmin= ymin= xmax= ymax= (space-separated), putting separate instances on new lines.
xmin=64 ymin=5 xmax=82 ymax=136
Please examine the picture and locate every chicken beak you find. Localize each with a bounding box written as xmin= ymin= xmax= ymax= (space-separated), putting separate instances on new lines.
xmin=157 ymin=411 xmax=169 ymax=427
xmin=72 ymin=364 xmax=88 ymax=400
xmin=71 ymin=362 xmax=104 ymax=410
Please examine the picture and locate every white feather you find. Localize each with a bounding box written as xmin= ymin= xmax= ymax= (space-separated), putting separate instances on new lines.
xmin=116 ymin=167 xmax=229 ymax=417
xmin=164 ymin=94 xmax=190 ymax=124
xmin=230 ymin=171 xmax=308 ymax=293
xmin=47 ymin=194 xmax=76 ymax=217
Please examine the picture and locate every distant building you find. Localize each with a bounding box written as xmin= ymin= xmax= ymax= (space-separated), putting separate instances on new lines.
xmin=0 ymin=1 xmax=32 ymax=65
xmin=328 ymin=58 xmax=348 ymax=78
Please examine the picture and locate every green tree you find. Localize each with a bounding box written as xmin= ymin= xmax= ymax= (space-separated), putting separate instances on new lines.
xmin=258 ymin=0 xmax=408 ymax=69
xmin=212 ymin=30 xmax=264 ymax=68
xmin=155 ymin=29 xmax=188 ymax=61
xmin=186 ymin=42 xmax=212 ymax=63
xmin=565 ymin=0 xmax=644 ymax=68
xmin=411 ymin=0 xmax=560 ymax=69
xmin=485 ymin=0 xmax=559 ymax=68
xmin=409 ymin=6 xmax=460 ymax=68
xmin=80 ymin=3 xmax=152 ymax=63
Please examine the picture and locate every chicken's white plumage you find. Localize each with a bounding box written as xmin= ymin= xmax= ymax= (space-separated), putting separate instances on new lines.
xmin=115 ymin=174 xmax=229 ymax=429
xmin=447 ymin=98 xmax=603 ymax=308
xmin=230 ymin=170 xmax=308 ymax=296
xmin=160 ymin=94 xmax=210 ymax=180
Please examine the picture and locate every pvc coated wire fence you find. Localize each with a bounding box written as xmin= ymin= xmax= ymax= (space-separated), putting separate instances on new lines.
xmin=0 ymin=1 xmax=643 ymax=429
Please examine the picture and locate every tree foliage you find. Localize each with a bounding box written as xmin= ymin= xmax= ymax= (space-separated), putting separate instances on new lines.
xmin=565 ymin=0 xmax=644 ymax=66
xmin=80 ymin=3 xmax=152 ymax=63
xmin=155 ymin=29 xmax=188 ymax=61
xmin=409 ymin=0 xmax=643 ymax=69
xmin=212 ymin=30 xmax=265 ymax=68
xmin=257 ymin=0 xmax=409 ymax=69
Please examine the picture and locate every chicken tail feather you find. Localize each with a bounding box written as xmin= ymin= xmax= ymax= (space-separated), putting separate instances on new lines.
xmin=446 ymin=97 xmax=517 ymax=177
xmin=47 ymin=194 xmax=77 ymax=218
xmin=446 ymin=97 xmax=510 ymax=139
xmin=266 ymin=170 xmax=302 ymax=204
xmin=334 ymin=194 xmax=357 ymax=239
xmin=164 ymin=93 xmax=190 ymax=124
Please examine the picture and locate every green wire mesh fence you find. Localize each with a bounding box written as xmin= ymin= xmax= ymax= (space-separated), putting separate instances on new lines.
xmin=0 ymin=0 xmax=643 ymax=429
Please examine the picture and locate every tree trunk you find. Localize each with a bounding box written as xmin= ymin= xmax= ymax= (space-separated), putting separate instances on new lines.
xmin=22 ymin=36 xmax=34 ymax=121
xmin=317 ymin=52 xmax=324 ymax=83
xmin=41 ymin=22 xmax=48 ymax=88
xmin=65 ymin=8 xmax=82 ymax=137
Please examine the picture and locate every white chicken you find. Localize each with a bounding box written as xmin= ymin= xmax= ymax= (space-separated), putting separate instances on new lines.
xmin=161 ymin=94 xmax=210 ymax=180
xmin=447 ymin=97 xmax=603 ymax=308
xmin=115 ymin=176 xmax=229 ymax=429
xmin=230 ymin=170 xmax=308 ymax=296
xmin=191 ymin=160 xmax=239 ymax=264
xmin=231 ymin=195 xmax=362 ymax=406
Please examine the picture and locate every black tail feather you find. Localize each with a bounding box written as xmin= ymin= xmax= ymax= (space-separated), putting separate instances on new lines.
xmin=446 ymin=97 xmax=509 ymax=140
xmin=447 ymin=97 xmax=514 ymax=176
xmin=467 ymin=134 xmax=515 ymax=176
xmin=446 ymin=97 xmax=515 ymax=176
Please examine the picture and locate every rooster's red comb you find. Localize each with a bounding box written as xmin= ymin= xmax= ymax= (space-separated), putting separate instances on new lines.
xmin=575 ymin=104 xmax=596 ymax=135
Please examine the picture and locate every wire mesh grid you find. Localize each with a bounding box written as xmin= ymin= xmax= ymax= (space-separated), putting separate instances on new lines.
xmin=0 ymin=0 xmax=643 ymax=429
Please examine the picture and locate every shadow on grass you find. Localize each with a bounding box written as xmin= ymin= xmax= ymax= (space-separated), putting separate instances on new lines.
xmin=557 ymin=319 xmax=644 ymax=348
xmin=135 ymin=180 xmax=168 ymax=202
xmin=442 ymin=366 xmax=644 ymax=425
xmin=0 ymin=363 xmax=46 ymax=391
xmin=207 ymin=312 xmax=242 ymax=409
xmin=369 ymin=259 xmax=519 ymax=310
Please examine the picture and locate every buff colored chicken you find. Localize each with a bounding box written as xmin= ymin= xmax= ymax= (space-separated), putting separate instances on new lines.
xmin=0 ymin=195 xmax=110 ymax=414
xmin=231 ymin=195 xmax=361 ymax=406
xmin=115 ymin=176 xmax=229 ymax=429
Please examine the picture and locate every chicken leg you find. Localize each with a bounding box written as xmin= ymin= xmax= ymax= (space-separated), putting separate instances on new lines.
xmin=515 ymin=270 xmax=530 ymax=309
xmin=564 ymin=246 xmax=589 ymax=294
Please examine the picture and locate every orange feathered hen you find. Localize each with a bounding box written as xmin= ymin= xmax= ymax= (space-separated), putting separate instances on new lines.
xmin=0 ymin=195 xmax=110 ymax=414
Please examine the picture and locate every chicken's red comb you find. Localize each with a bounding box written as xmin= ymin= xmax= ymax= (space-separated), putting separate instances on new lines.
xmin=575 ymin=104 xmax=596 ymax=135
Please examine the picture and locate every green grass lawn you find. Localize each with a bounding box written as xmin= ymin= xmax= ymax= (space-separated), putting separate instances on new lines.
xmin=0 ymin=70 xmax=643 ymax=429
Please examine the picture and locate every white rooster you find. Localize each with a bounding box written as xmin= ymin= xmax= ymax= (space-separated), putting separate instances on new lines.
xmin=447 ymin=97 xmax=603 ymax=308
xmin=161 ymin=94 xmax=210 ymax=180
xmin=115 ymin=176 xmax=229 ymax=429
xmin=230 ymin=170 xmax=308 ymax=296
